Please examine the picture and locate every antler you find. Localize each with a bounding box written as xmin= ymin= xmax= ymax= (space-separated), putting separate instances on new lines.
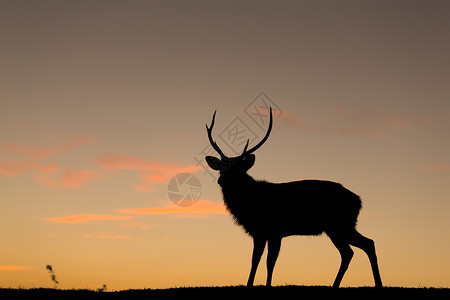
xmin=240 ymin=107 xmax=273 ymax=157
xmin=206 ymin=110 xmax=226 ymax=158
xmin=206 ymin=107 xmax=273 ymax=159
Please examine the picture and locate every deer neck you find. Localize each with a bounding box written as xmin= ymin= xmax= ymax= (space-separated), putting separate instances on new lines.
xmin=218 ymin=172 xmax=257 ymax=199
xmin=218 ymin=172 xmax=259 ymax=231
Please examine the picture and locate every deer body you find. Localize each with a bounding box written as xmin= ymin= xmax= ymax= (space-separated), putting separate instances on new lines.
xmin=220 ymin=176 xmax=361 ymax=238
xmin=205 ymin=108 xmax=382 ymax=288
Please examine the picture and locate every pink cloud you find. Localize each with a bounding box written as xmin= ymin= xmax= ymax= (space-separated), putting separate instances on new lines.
xmin=267 ymin=106 xmax=386 ymax=140
xmin=0 ymin=136 xmax=97 ymax=160
xmin=333 ymin=104 xmax=427 ymax=133
xmin=117 ymin=200 xmax=228 ymax=218
xmin=0 ymin=136 xmax=100 ymax=189
xmin=33 ymin=166 xmax=103 ymax=189
xmin=131 ymin=172 xmax=180 ymax=193
xmin=276 ymin=105 xmax=428 ymax=141
xmin=247 ymin=106 xmax=314 ymax=131
xmin=98 ymin=154 xmax=202 ymax=193
xmin=0 ymin=160 xmax=59 ymax=176
xmin=46 ymin=214 xmax=134 ymax=224
xmin=279 ymin=111 xmax=312 ymax=129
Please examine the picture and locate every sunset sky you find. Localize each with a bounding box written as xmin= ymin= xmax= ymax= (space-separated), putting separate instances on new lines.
xmin=1 ymin=0 xmax=449 ymax=290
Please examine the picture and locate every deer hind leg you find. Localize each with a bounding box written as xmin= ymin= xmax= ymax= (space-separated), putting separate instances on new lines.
xmin=247 ymin=237 xmax=266 ymax=287
xmin=349 ymin=230 xmax=383 ymax=287
xmin=266 ymin=237 xmax=282 ymax=287
xmin=329 ymin=234 xmax=354 ymax=288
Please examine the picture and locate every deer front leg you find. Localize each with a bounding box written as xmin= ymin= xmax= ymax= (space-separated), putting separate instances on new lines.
xmin=266 ymin=237 xmax=282 ymax=287
xmin=247 ymin=237 xmax=266 ymax=287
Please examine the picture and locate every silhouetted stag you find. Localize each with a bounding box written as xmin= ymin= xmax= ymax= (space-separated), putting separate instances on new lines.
xmin=205 ymin=108 xmax=382 ymax=288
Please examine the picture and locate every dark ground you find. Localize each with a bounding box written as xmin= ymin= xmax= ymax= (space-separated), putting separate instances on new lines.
xmin=1 ymin=285 xmax=449 ymax=299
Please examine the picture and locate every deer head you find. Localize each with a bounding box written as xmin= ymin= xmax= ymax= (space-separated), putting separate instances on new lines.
xmin=205 ymin=107 xmax=272 ymax=181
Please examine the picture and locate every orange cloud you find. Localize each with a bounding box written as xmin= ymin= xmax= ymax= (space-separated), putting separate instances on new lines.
xmin=0 ymin=160 xmax=59 ymax=176
xmin=131 ymin=171 xmax=184 ymax=193
xmin=130 ymin=172 xmax=175 ymax=193
xmin=46 ymin=214 xmax=134 ymax=224
xmin=0 ymin=136 xmax=96 ymax=160
xmin=98 ymin=154 xmax=202 ymax=193
xmin=117 ymin=200 xmax=228 ymax=218
xmin=84 ymin=234 xmax=132 ymax=240
xmin=0 ymin=265 xmax=32 ymax=271
xmin=63 ymin=167 xmax=101 ymax=187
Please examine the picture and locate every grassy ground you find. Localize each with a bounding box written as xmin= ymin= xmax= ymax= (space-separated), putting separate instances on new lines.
xmin=1 ymin=285 xmax=449 ymax=299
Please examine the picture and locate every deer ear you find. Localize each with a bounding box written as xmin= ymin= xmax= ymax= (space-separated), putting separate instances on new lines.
xmin=205 ymin=156 xmax=223 ymax=171
xmin=242 ymin=154 xmax=255 ymax=171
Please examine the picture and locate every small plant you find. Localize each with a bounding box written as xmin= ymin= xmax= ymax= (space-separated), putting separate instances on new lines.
xmin=45 ymin=265 xmax=59 ymax=288
xmin=97 ymin=284 xmax=107 ymax=292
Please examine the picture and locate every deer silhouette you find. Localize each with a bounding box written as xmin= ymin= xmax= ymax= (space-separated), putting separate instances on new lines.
xmin=205 ymin=108 xmax=382 ymax=288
